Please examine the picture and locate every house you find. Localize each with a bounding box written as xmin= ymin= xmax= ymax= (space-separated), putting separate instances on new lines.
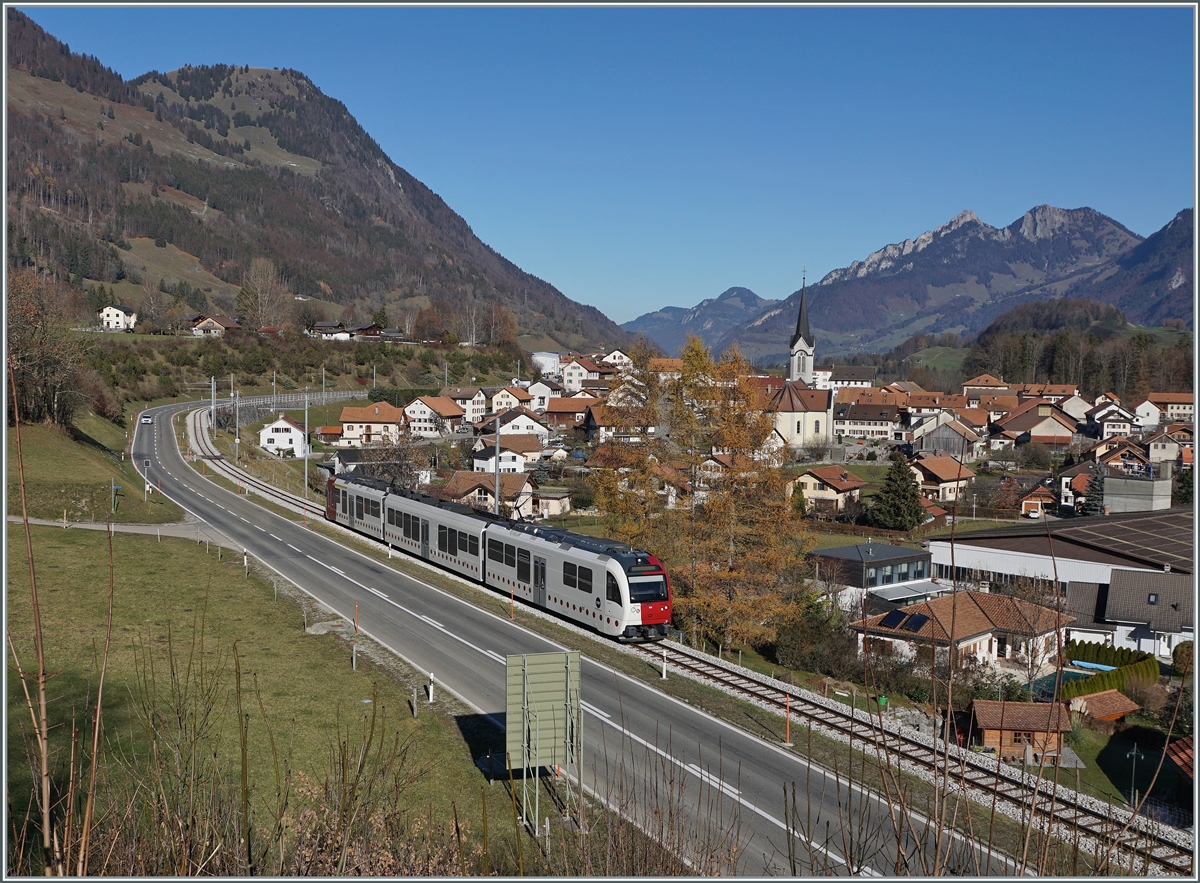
xmin=526 ymin=379 xmax=563 ymax=412
xmin=812 ymin=365 xmax=877 ymax=392
xmin=976 ymin=394 xmax=1022 ymax=424
xmin=1057 ymin=394 xmax=1093 ymax=424
xmin=649 ymin=358 xmax=684 ymax=382
xmin=1146 ymin=392 xmax=1194 ymax=424
xmin=1085 ymin=401 xmax=1136 ymax=440
xmin=962 ymin=374 xmax=1011 ymax=402
xmin=192 ymin=315 xmax=240 ymax=337
xmin=971 ymin=700 xmax=1071 ymax=763
xmin=928 ymin=509 xmax=1194 ymax=597
xmin=1058 ymin=460 xmax=1099 ymax=512
xmin=905 ymin=392 xmax=970 ymax=418
xmin=562 ymin=358 xmax=610 ymax=393
xmin=1012 ymin=383 xmax=1079 ymax=403
xmin=808 ymin=542 xmax=932 ymax=590
xmin=577 ymin=403 xmax=650 ymax=445
xmin=99 ymin=304 xmax=137 ymax=331
xmin=770 ymin=384 xmax=834 ymax=448
xmin=1096 ymin=440 xmax=1152 ymax=477
xmin=833 ymin=403 xmax=902 ymax=441
xmin=909 ymin=454 xmax=975 ymax=502
xmin=992 ymin=399 xmax=1077 ymax=448
xmin=1165 ymin=737 xmax=1193 ymax=805
xmin=311 ymin=321 xmax=350 ymax=340
xmin=471 ymin=445 xmax=526 ymax=474
xmin=1067 ymin=689 xmax=1140 ymax=723
xmin=1019 ymin=485 xmax=1057 ymax=517
xmin=403 ymin=396 xmax=465 ymax=438
xmin=346 ymin=322 xmax=381 ymax=341
xmin=314 ymin=425 xmax=344 ymax=445
xmin=602 ymin=349 xmax=632 ymax=368
xmin=543 ymin=396 xmax=601 ymax=429
xmin=339 ymin=402 xmax=408 ymax=447
xmin=258 ymin=414 xmax=309 ymax=457
xmin=477 ymin=407 xmax=550 ymax=443
xmin=1066 ymin=568 xmax=1193 ymax=659
xmin=490 ymin=386 xmax=534 ymax=414
xmin=791 ymin=465 xmax=867 ymax=516
xmin=471 ymin=433 xmax=545 ymax=465
xmin=1133 ymin=398 xmax=1164 ymax=429
xmin=913 ymin=417 xmax=984 ymax=461
xmin=532 ymin=487 xmax=572 ymax=519
xmin=1144 ymin=429 xmax=1181 ymax=464
xmin=852 ymin=590 xmax=1073 ymax=670
xmin=440 ymin=470 xmax=537 ymax=519
xmin=440 ymin=386 xmax=489 ymax=424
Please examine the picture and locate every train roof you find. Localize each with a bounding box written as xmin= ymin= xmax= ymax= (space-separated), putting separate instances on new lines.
xmin=334 ymin=472 xmax=658 ymax=567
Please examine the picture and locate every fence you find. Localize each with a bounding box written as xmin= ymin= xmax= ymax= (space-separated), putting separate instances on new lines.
xmin=210 ymin=390 xmax=362 ymax=431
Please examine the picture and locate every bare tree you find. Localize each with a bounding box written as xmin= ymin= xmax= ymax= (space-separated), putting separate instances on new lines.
xmin=238 ymin=257 xmax=289 ymax=329
xmin=356 ymin=433 xmax=427 ymax=489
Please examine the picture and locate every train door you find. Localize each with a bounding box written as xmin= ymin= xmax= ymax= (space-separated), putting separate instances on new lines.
xmin=533 ymin=556 xmax=547 ymax=607
xmin=420 ymin=519 xmax=430 ymax=558
xmin=604 ymin=571 xmax=624 ymax=628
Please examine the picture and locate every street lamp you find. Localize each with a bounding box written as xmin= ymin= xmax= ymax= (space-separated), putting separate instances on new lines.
xmin=1127 ymin=742 xmax=1144 ymax=806
xmin=304 ymin=387 xmax=309 ymax=508
xmin=972 ymin=493 xmax=977 ymax=520
xmin=234 ymin=390 xmax=240 ymax=464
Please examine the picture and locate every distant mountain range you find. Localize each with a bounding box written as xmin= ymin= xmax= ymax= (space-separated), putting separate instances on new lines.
xmin=619 ymin=287 xmax=780 ymax=357
xmin=625 ymin=205 xmax=1193 ymax=364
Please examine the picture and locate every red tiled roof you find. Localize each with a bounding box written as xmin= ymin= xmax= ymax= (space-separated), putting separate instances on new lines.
xmin=972 ymin=700 xmax=1071 ymax=733
xmin=1068 ymin=689 xmax=1140 ymax=721
xmin=911 ymin=455 xmax=975 ymax=483
xmin=1166 ymin=736 xmax=1194 ymax=781
xmin=804 ymin=465 xmax=867 ymax=493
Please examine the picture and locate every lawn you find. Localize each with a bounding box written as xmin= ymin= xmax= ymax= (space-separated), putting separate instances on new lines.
xmin=6 ymin=526 xmax=499 ymax=863
xmin=1065 ymin=717 xmax=1183 ymax=808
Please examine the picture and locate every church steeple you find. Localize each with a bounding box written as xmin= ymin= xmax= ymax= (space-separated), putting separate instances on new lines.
xmin=789 ymin=274 xmax=811 ymax=350
xmin=787 ymin=271 xmax=815 ymax=386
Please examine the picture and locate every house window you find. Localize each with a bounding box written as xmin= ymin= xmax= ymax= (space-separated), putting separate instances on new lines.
xmin=814 ymin=420 xmax=820 ymax=433
xmin=1011 ymin=731 xmax=1033 ymax=745
xmin=1148 ymin=593 xmax=1159 ymax=605
xmin=881 ymin=565 xmax=893 ymax=585
xmin=867 ymin=567 xmax=877 ymax=586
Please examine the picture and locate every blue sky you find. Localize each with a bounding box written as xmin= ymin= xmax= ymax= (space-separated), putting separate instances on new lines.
xmin=16 ymin=6 xmax=1197 ymax=324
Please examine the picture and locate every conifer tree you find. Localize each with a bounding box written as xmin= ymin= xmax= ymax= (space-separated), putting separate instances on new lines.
xmin=1080 ymin=469 xmax=1106 ymax=516
xmin=869 ymin=451 xmax=925 ymax=531
xmin=372 ymin=305 xmax=389 ymax=329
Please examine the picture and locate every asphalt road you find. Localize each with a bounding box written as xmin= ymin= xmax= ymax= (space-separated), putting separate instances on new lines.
xmin=130 ymin=400 xmax=1018 ymax=876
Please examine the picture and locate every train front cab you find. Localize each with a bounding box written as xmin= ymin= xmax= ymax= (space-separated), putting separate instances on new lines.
xmin=612 ymin=555 xmax=671 ymax=642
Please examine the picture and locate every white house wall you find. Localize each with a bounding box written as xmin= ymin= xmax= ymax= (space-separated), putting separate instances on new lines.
xmin=928 ymin=542 xmax=1156 ymax=588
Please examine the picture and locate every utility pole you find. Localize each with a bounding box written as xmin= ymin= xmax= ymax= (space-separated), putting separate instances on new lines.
xmin=230 ymin=373 xmax=234 ymax=398
xmin=234 ymin=390 xmax=240 ymax=465
xmin=210 ymin=375 xmax=216 ymax=430
xmin=494 ymin=414 xmax=502 ymax=516
xmin=304 ymin=387 xmax=309 ymax=514
xmin=322 ymin=365 xmax=325 ymax=398
xmin=273 ymin=370 xmax=277 ymax=412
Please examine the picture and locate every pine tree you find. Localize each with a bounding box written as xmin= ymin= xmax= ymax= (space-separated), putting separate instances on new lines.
xmin=869 ymin=452 xmax=925 ymax=531
xmin=1080 ymin=469 xmax=1106 ymax=516
xmin=372 ymin=305 xmax=389 ymax=329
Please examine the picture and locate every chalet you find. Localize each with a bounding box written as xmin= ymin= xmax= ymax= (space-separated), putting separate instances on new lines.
xmin=441 ymin=386 xmax=489 ymax=423
xmin=543 ymin=396 xmax=601 ymax=429
xmin=992 ymin=399 xmax=1076 ymax=448
xmin=971 ymin=700 xmax=1071 ymax=763
xmin=602 ymin=349 xmax=632 ymax=368
xmin=833 ymin=403 xmax=902 ymax=441
xmin=192 ymin=315 xmax=240 ymax=337
xmin=770 ymin=383 xmax=834 ymax=448
xmin=852 ymin=590 xmax=1073 ymax=670
xmin=1019 ymin=485 xmax=1057 ymax=518
xmin=1096 ymin=440 xmax=1153 ymax=477
xmin=314 ymin=425 xmax=344 ymax=445
xmin=311 ymin=321 xmax=350 ymax=340
xmin=339 ymin=402 xmax=408 ymax=447
xmin=440 ymin=471 xmax=537 ymax=519
xmin=909 ymin=454 xmax=975 ymax=503
xmin=791 ymin=465 xmax=867 ymax=516
xmin=258 ymin=415 xmax=309 ymax=457
xmin=403 ymin=396 xmax=465 ymax=438
xmin=99 ymin=304 xmax=137 ymax=331
xmin=347 ymin=323 xmax=382 ymax=341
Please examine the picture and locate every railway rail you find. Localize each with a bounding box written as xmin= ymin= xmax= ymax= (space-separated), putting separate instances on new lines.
xmin=174 ymin=406 xmax=1193 ymax=876
xmin=628 ymin=640 xmax=1194 ymax=875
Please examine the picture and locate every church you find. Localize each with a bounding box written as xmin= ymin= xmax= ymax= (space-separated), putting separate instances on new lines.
xmin=769 ymin=278 xmax=836 ymax=450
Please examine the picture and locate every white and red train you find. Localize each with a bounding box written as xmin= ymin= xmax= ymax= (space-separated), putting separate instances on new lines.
xmin=325 ymin=474 xmax=672 ymax=641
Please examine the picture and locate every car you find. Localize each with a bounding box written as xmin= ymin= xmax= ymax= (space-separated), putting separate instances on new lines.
xmin=140 ymin=415 xmax=152 ymax=424
xmin=1025 ymin=509 xmax=1043 ymax=518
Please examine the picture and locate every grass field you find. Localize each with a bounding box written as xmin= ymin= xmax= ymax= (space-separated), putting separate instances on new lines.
xmin=6 ymin=525 xmax=501 ymax=863
xmin=6 ymin=422 xmax=182 ymax=524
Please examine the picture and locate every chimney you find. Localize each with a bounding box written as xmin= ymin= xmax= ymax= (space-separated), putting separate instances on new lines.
xmin=1164 ymin=564 xmax=1171 ymax=573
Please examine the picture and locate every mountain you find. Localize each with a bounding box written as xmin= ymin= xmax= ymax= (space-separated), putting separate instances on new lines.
xmin=620 ymin=286 xmax=781 ymax=356
xmin=5 ymin=9 xmax=631 ymax=352
xmin=713 ymin=205 xmax=1193 ymax=365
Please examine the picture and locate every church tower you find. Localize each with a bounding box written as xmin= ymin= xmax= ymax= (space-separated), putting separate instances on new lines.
xmin=787 ymin=274 xmax=815 ymax=386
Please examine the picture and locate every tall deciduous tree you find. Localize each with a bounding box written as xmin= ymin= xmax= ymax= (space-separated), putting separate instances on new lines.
xmin=869 ymin=452 xmax=925 ymax=531
xmin=237 ymin=257 xmax=289 ymax=330
xmin=7 ymin=269 xmax=87 ymax=426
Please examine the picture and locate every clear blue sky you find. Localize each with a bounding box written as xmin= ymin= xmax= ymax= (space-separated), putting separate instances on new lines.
xmin=16 ymin=5 xmax=1197 ymax=324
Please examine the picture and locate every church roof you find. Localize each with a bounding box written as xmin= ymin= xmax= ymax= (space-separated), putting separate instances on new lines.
xmin=789 ymin=280 xmax=812 ymax=349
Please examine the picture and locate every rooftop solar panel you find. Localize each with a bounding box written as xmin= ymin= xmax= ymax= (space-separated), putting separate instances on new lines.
xmin=901 ymin=613 xmax=929 ymax=633
xmin=879 ymin=609 xmax=908 ymax=629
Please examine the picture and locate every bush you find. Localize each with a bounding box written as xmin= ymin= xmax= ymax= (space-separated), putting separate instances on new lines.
xmin=1173 ymin=640 xmax=1193 ymax=678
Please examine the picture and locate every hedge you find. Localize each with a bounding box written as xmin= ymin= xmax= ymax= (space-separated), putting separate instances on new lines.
xmin=1058 ymin=640 xmax=1160 ymax=701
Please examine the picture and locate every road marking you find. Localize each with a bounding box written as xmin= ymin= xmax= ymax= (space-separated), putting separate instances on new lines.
xmin=579 ymin=701 xmax=610 ymax=720
xmin=419 ymin=615 xmax=444 ymax=628
xmin=685 ymin=762 xmax=740 ymax=800
xmin=287 ymin=544 xmax=302 ymax=552
xmin=255 ymin=525 xmax=265 ymax=532
xmin=269 ymin=534 xmax=281 ymax=541
xmin=484 ymin=650 xmax=507 ymax=664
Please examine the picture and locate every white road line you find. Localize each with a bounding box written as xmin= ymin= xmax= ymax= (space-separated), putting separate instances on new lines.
xmin=579 ymin=701 xmax=610 ymax=720
xmin=269 ymin=534 xmax=281 ymax=541
xmin=419 ymin=615 xmax=444 ymax=628
xmin=255 ymin=525 xmax=265 ymax=531
xmin=484 ymin=650 xmax=507 ymax=665
xmin=685 ymin=762 xmax=740 ymax=800
xmin=287 ymin=544 xmax=301 ymax=552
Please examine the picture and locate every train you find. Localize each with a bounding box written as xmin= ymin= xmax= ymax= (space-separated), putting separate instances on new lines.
xmin=325 ymin=473 xmax=672 ymax=641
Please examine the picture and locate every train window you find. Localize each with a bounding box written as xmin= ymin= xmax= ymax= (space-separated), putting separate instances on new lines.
xmin=407 ymin=513 xmax=417 ymax=541
xmin=402 ymin=512 xmax=410 ymax=538
xmin=628 ymin=578 xmax=668 ymax=603
xmin=606 ymin=573 xmax=622 ymax=604
xmin=504 ymin=544 xmax=516 ymax=568
xmin=468 ymin=535 xmax=479 ymax=556
xmin=488 ymin=538 xmax=504 ymax=563
xmin=371 ymin=500 xmax=380 ymax=519
xmin=517 ymin=549 xmax=530 ymax=583
xmin=355 ymin=496 xmax=364 ymax=520
xmin=578 ymin=567 xmax=593 ymax=594
xmin=449 ymin=528 xmax=459 ymax=557
xmin=387 ymin=508 xmax=394 ymax=526
xmin=563 ymin=562 xmax=577 ymax=588
xmin=458 ymin=531 xmax=469 ymax=555
xmin=438 ymin=524 xmax=447 ymax=552
xmin=340 ymin=489 xmax=347 ymax=511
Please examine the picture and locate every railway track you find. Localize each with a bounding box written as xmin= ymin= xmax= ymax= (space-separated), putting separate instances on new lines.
xmin=629 ymin=640 xmax=1194 ymax=875
xmin=176 ymin=405 xmax=1194 ymax=875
